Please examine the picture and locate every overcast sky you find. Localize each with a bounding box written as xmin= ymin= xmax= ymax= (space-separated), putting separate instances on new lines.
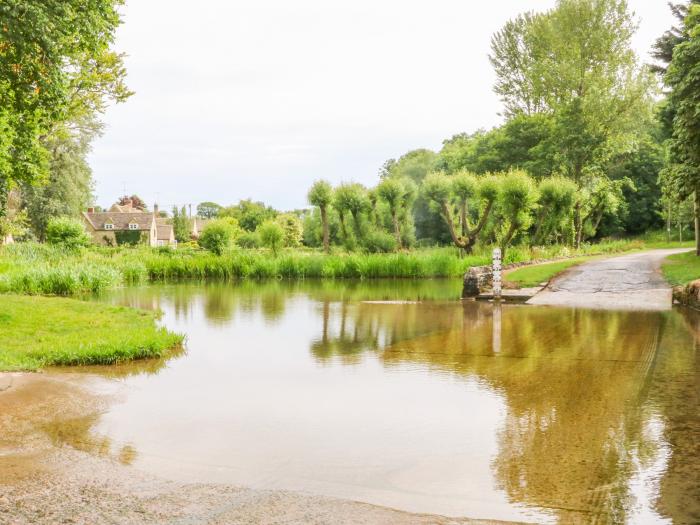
xmin=88 ymin=0 xmax=675 ymax=211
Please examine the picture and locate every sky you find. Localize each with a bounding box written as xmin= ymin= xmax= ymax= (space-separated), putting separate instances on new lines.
xmin=88 ymin=0 xmax=676 ymax=212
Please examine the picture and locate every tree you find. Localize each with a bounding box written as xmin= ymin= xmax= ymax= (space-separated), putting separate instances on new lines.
xmin=307 ymin=180 xmax=333 ymax=253
xmin=219 ymin=199 xmax=277 ymax=232
xmin=171 ymin=206 xmax=191 ymax=243
xmin=258 ymin=220 xmax=284 ymax=255
xmin=664 ymin=3 xmax=700 ymax=254
xmin=422 ymin=171 xmax=499 ymax=253
xmin=532 ymin=176 xmax=577 ymax=244
xmin=498 ymin=171 xmax=538 ymax=258
xmin=275 ymin=213 xmax=303 ymax=248
xmin=199 ymin=219 xmax=236 ymax=255
xmin=119 ymin=194 xmax=147 ymax=211
xmin=22 ymin=127 xmax=95 ymax=240
xmin=377 ymin=178 xmax=405 ymax=247
xmin=197 ymin=201 xmax=222 ymax=219
xmin=45 ymin=217 xmax=90 ymax=250
xmin=490 ymin=0 xmax=655 ymax=246
xmin=333 ymin=183 xmax=369 ymax=243
xmin=0 ymin=0 xmax=131 ymax=219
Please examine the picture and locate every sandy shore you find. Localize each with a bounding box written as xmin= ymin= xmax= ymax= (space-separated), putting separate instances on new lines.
xmin=0 ymin=372 xmax=515 ymax=525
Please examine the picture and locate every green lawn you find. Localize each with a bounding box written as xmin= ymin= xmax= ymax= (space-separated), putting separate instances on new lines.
xmin=505 ymin=257 xmax=590 ymax=288
xmin=0 ymin=295 xmax=183 ymax=371
xmin=662 ymin=251 xmax=700 ymax=286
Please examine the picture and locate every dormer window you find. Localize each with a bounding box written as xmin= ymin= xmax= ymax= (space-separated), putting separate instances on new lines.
xmin=104 ymin=223 xmax=114 ymax=230
xmin=128 ymin=223 xmax=138 ymax=230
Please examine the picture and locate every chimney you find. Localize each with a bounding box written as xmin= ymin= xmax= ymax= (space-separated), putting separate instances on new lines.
xmin=154 ymin=203 xmax=159 ymax=216
xmin=87 ymin=207 xmax=95 ymax=213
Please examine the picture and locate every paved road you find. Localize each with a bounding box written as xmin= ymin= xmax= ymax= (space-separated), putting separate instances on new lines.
xmin=527 ymin=249 xmax=690 ymax=310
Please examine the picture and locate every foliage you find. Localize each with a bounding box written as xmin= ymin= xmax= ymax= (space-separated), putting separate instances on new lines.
xmin=377 ymin=177 xmax=416 ymax=248
xmin=220 ymin=199 xmax=277 ymax=232
xmin=497 ymin=170 xmax=538 ymax=255
xmin=197 ymin=201 xmax=222 ymax=219
xmin=236 ymin=231 xmax=261 ymax=249
xmin=118 ymin=194 xmax=147 ymax=210
xmin=362 ymin=229 xmax=398 ymax=253
xmin=114 ymin=230 xmax=146 ymax=246
xmin=258 ymin=220 xmax=285 ymax=255
xmin=0 ymin=295 xmax=182 ymax=371
xmin=308 ymin=180 xmax=334 ymax=253
xmin=171 ymin=206 xmax=191 ymax=243
xmin=333 ymin=183 xmax=369 ymax=241
xmin=199 ymin=219 xmax=236 ymax=255
xmin=45 ymin=217 xmax=90 ymax=250
xmin=490 ymin=0 xmax=655 ymax=246
xmin=0 ymin=0 xmax=131 ymax=217
xmin=275 ymin=213 xmax=303 ymax=248
xmin=663 ymin=3 xmax=700 ymax=254
xmin=533 ymin=176 xmax=577 ymax=244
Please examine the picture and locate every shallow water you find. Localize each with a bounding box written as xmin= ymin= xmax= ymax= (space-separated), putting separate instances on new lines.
xmin=40 ymin=282 xmax=700 ymax=522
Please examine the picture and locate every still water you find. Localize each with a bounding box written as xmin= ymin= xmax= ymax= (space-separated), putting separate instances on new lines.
xmin=74 ymin=281 xmax=698 ymax=523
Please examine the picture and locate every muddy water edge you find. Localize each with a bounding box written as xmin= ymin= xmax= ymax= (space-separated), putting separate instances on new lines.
xmin=1 ymin=280 xmax=698 ymax=524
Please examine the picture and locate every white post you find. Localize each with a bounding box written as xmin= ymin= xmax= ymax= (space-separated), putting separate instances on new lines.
xmin=492 ymin=248 xmax=502 ymax=300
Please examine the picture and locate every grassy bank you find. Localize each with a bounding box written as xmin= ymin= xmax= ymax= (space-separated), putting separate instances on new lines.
xmin=662 ymin=251 xmax=700 ymax=286
xmin=505 ymin=257 xmax=591 ymax=288
xmin=0 ymin=295 xmax=183 ymax=371
xmin=0 ymin=238 xmax=680 ymax=297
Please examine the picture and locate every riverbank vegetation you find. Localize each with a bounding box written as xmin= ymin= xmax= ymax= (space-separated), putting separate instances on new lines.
xmin=0 ymin=295 xmax=183 ymax=371
xmin=662 ymin=251 xmax=700 ymax=286
xmin=505 ymin=258 xmax=592 ymax=288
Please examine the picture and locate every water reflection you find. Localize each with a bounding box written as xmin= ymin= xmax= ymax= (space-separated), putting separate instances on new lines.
xmin=94 ymin=282 xmax=698 ymax=523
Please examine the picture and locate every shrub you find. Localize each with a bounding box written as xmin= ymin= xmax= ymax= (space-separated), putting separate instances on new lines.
xmin=199 ymin=220 xmax=236 ymax=255
xmin=276 ymin=213 xmax=303 ymax=247
xmin=258 ymin=221 xmax=284 ymax=255
xmin=362 ymin=229 xmax=398 ymax=253
xmin=236 ymin=231 xmax=260 ymax=249
xmin=45 ymin=217 xmax=91 ymax=250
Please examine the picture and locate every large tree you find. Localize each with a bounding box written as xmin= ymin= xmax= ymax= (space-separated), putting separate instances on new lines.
xmin=0 ymin=0 xmax=130 ymax=218
xmin=490 ymin=0 xmax=655 ymax=246
xmin=664 ymin=3 xmax=700 ymax=254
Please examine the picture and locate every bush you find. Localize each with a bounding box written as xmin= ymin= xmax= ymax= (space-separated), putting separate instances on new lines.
xmin=362 ymin=229 xmax=398 ymax=253
xmin=236 ymin=231 xmax=260 ymax=249
xmin=45 ymin=217 xmax=91 ymax=250
xmin=258 ymin=221 xmax=284 ymax=255
xmin=199 ymin=220 xmax=236 ymax=255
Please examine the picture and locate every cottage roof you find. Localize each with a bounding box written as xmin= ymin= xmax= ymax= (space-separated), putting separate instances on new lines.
xmin=156 ymin=223 xmax=174 ymax=241
xmin=83 ymin=212 xmax=155 ymax=231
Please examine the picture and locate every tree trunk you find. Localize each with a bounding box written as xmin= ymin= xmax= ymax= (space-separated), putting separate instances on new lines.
xmin=533 ymin=208 xmax=547 ymax=245
xmin=695 ymin=190 xmax=700 ymax=256
xmin=667 ymin=201 xmax=672 ymax=244
xmin=338 ymin=211 xmax=347 ymax=240
xmin=320 ymin=206 xmax=329 ymax=253
xmin=500 ymin=222 xmax=519 ymax=261
xmin=460 ymin=202 xmax=467 ymax=237
xmin=391 ymin=210 xmax=401 ymax=249
xmin=440 ymin=201 xmax=467 ymax=251
xmin=574 ymin=201 xmax=582 ymax=249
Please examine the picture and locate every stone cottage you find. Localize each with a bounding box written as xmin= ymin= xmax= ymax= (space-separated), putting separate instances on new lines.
xmin=82 ymin=199 xmax=166 ymax=247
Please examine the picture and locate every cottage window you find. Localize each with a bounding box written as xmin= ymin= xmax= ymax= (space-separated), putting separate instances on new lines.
xmin=129 ymin=223 xmax=138 ymax=230
xmin=104 ymin=223 xmax=114 ymax=230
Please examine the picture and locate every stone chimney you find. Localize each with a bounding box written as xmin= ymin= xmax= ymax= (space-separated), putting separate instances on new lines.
xmin=153 ymin=203 xmax=159 ymax=216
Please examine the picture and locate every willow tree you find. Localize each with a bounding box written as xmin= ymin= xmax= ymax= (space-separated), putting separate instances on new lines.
xmin=308 ymin=180 xmax=333 ymax=253
xmin=333 ymin=183 xmax=369 ymax=242
xmin=498 ymin=171 xmax=538 ymax=258
xmin=422 ymin=171 xmax=499 ymax=253
xmin=490 ymin=0 xmax=655 ymax=247
xmin=377 ymin=177 xmax=416 ymax=248
xmin=532 ymin=176 xmax=577 ymax=244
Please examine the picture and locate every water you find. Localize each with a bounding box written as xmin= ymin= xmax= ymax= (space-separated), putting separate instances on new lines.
xmin=52 ymin=282 xmax=700 ymax=522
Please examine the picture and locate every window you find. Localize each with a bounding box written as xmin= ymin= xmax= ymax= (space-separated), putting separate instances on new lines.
xmin=104 ymin=223 xmax=114 ymax=230
xmin=129 ymin=223 xmax=138 ymax=230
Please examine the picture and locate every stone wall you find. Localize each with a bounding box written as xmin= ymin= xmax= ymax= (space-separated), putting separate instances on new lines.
xmin=673 ymin=280 xmax=700 ymax=310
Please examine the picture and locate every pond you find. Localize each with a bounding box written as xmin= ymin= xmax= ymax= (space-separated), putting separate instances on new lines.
xmin=52 ymin=281 xmax=700 ymax=523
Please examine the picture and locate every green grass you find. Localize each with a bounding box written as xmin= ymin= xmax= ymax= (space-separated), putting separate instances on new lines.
xmin=0 ymin=295 xmax=184 ymax=371
xmin=505 ymin=257 xmax=590 ymax=287
xmin=662 ymin=251 xmax=700 ymax=286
